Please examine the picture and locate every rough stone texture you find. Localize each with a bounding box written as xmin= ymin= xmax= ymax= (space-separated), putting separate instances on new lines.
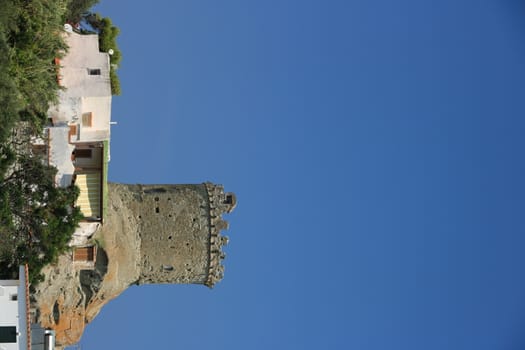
xmin=31 ymin=182 xmax=235 ymax=348
xmin=131 ymin=184 xmax=212 ymax=284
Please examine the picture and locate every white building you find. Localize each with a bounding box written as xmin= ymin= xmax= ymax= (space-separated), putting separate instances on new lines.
xmin=0 ymin=266 xmax=55 ymax=350
xmin=46 ymin=29 xmax=113 ymax=247
xmin=0 ymin=266 xmax=28 ymax=350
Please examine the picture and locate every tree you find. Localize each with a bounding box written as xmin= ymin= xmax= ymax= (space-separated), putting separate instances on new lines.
xmin=0 ymin=153 xmax=83 ymax=283
xmin=64 ymin=0 xmax=100 ymax=24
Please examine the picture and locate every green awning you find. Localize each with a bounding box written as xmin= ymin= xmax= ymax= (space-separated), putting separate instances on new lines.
xmin=102 ymin=140 xmax=109 ymax=222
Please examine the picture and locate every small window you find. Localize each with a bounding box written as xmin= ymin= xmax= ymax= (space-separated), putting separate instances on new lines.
xmin=69 ymin=124 xmax=77 ymax=138
xmin=88 ymin=68 xmax=101 ymax=75
xmin=10 ymin=294 xmax=17 ymax=301
xmin=82 ymin=112 xmax=93 ymax=127
xmin=162 ymin=265 xmax=174 ymax=271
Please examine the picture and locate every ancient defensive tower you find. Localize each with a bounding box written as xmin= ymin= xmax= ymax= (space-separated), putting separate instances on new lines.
xmin=31 ymin=182 xmax=237 ymax=347
xmin=121 ymin=182 xmax=236 ymax=288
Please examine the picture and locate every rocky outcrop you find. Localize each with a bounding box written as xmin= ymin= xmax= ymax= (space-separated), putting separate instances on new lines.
xmin=32 ymin=184 xmax=142 ymax=347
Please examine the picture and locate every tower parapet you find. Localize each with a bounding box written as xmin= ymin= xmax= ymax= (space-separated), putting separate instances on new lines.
xmin=122 ymin=182 xmax=235 ymax=288
xmin=205 ymin=182 xmax=236 ymax=287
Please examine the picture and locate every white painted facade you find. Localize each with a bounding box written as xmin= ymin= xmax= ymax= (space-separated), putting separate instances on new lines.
xmin=48 ymin=31 xmax=112 ymax=131
xmin=47 ymin=126 xmax=75 ymax=188
xmin=0 ymin=266 xmax=28 ymax=350
xmin=45 ymin=30 xmax=113 ymax=245
xmin=47 ymin=30 xmax=112 ymax=186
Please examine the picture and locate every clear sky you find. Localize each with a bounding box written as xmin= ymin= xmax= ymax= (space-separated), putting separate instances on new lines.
xmin=68 ymin=1 xmax=525 ymax=349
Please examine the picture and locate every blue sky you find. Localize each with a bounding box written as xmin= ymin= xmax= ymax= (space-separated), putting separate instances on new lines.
xmin=69 ymin=1 xmax=525 ymax=349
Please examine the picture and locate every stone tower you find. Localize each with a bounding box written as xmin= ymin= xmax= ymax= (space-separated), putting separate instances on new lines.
xmin=123 ymin=182 xmax=236 ymax=288
xmin=31 ymin=182 xmax=237 ymax=347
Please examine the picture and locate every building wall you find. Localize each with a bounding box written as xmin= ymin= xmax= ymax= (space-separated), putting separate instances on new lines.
xmin=120 ymin=183 xmax=234 ymax=287
xmin=48 ymin=31 xmax=112 ymax=143
xmin=0 ymin=266 xmax=28 ymax=350
xmin=75 ymin=96 xmax=111 ymax=142
xmin=45 ymin=31 xmax=111 ymax=239
xmin=0 ymin=282 xmax=18 ymax=326
xmin=59 ymin=33 xmax=111 ymax=98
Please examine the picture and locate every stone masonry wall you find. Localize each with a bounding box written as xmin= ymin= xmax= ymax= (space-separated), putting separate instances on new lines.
xmin=127 ymin=184 xmax=212 ymax=284
xmin=112 ymin=183 xmax=235 ymax=287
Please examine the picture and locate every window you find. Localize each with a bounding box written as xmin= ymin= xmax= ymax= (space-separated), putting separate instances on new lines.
xmin=75 ymin=149 xmax=92 ymax=158
xmin=82 ymin=112 xmax=93 ymax=127
xmin=0 ymin=326 xmax=17 ymax=343
xmin=10 ymin=294 xmax=17 ymax=301
xmin=162 ymin=265 xmax=174 ymax=271
xmin=69 ymin=124 xmax=77 ymax=138
xmin=73 ymin=246 xmax=95 ymax=262
xmin=88 ymin=68 xmax=101 ymax=75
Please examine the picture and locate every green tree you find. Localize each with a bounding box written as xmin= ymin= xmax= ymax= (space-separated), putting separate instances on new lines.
xmin=0 ymin=154 xmax=82 ymax=283
xmin=64 ymin=0 xmax=100 ymax=23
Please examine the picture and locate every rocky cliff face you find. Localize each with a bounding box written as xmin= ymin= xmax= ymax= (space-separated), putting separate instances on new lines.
xmin=31 ymin=182 xmax=234 ymax=348
xmin=32 ymin=184 xmax=143 ymax=347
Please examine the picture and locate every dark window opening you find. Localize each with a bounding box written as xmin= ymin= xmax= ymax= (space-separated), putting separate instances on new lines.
xmin=88 ymin=68 xmax=101 ymax=75
xmin=224 ymin=195 xmax=233 ymax=204
xmin=75 ymin=149 xmax=92 ymax=158
xmin=162 ymin=265 xmax=174 ymax=271
xmin=155 ymin=207 xmax=159 ymax=213
xmin=0 ymin=326 xmax=17 ymax=343
xmin=10 ymin=294 xmax=17 ymax=301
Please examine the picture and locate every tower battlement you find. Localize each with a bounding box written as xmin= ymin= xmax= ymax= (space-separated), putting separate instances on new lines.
xmin=205 ymin=182 xmax=236 ymax=287
xmin=121 ymin=182 xmax=235 ymax=288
